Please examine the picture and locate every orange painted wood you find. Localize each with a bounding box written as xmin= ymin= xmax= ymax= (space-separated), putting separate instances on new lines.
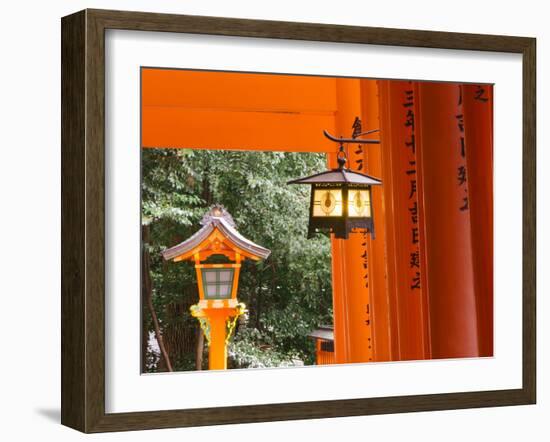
xmin=208 ymin=310 xmax=229 ymax=370
xmin=172 ymin=228 xmax=262 ymax=262
xmin=142 ymin=68 xmax=339 ymax=152
xmin=142 ymin=69 xmax=337 ymax=112
xmin=315 ymin=339 xmax=320 ymax=364
xmin=360 ymin=79 xmax=393 ymax=362
xmin=319 ymin=351 xmax=335 ymax=365
xmin=376 ymin=81 xmax=401 ymax=360
xmin=230 ymin=254 xmax=242 ymax=300
xmin=329 ymin=79 xmax=373 ymax=364
xmin=315 ymin=339 xmax=336 ymax=365
xmin=377 ymin=80 xmax=431 ymax=361
xmin=416 ymin=82 xmax=479 ymax=359
xmin=194 ymin=255 xmax=206 ymax=302
xmin=328 ymin=227 xmax=348 ymax=363
xmin=142 ymin=107 xmax=337 ymax=152
xmin=463 ymin=84 xmax=494 ymax=357
xmin=412 ymin=82 xmax=433 ymax=359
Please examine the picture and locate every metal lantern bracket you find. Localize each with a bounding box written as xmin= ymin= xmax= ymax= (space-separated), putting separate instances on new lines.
xmin=324 ymin=129 xmax=380 ymax=169
xmin=323 ymin=129 xmax=381 ymax=145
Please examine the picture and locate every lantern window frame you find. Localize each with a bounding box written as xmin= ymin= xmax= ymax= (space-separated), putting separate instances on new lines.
xmin=198 ymin=265 xmax=237 ymax=300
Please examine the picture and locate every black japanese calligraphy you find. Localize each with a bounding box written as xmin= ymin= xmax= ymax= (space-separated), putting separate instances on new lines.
xmin=459 ymin=137 xmax=466 ymax=158
xmin=406 ymin=160 xmax=416 ymax=175
xmin=352 ymin=117 xmax=362 ymax=137
xmin=460 ymin=196 xmax=469 ymax=211
xmin=410 ymin=250 xmax=420 ymax=268
xmin=474 ymin=85 xmax=489 ymax=102
xmin=412 ymin=228 xmax=419 ymax=244
xmin=403 ymin=89 xmax=414 ymax=107
xmin=405 ymin=109 xmax=415 ymax=130
xmin=409 ymin=202 xmax=418 ymax=224
xmin=405 ymin=134 xmax=416 ymax=154
xmin=411 ymin=271 xmax=421 ymax=290
xmin=403 ymin=86 xmax=422 ymax=292
xmin=456 ymin=114 xmax=464 ymax=133
xmin=457 ymin=166 xmax=467 ymax=185
xmin=457 ymin=88 xmax=468 ymax=211
xmin=408 ymin=180 xmax=417 ymax=199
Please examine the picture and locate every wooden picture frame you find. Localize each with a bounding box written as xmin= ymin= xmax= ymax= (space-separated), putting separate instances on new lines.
xmin=61 ymin=8 xmax=536 ymax=433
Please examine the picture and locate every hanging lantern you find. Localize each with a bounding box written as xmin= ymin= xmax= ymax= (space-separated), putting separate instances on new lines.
xmin=288 ymin=132 xmax=382 ymax=239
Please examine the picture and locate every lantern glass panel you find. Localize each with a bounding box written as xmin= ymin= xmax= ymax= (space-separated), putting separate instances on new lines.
xmin=218 ymin=284 xmax=231 ymax=297
xmin=312 ymin=188 xmax=343 ymax=217
xmin=218 ymin=270 xmax=232 ymax=282
xmin=204 ymin=271 xmax=217 ymax=283
xmin=201 ymin=268 xmax=235 ymax=299
xmin=348 ymin=189 xmax=371 ymax=217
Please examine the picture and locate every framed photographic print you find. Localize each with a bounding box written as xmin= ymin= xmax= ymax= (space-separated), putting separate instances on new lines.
xmin=61 ymin=9 xmax=536 ymax=433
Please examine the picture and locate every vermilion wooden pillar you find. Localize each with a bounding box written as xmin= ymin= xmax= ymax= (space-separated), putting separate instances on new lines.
xmin=463 ymin=84 xmax=494 ymax=357
xmin=377 ymin=80 xmax=431 ymax=361
xmin=359 ymin=79 xmax=393 ymax=362
xmin=329 ymin=78 xmax=374 ymax=364
xmin=417 ymin=82 xmax=479 ymax=359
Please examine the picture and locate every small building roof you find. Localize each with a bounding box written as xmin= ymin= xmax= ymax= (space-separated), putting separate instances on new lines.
xmin=307 ymin=325 xmax=334 ymax=341
xmin=287 ymin=168 xmax=381 ymax=186
xmin=162 ymin=206 xmax=271 ymax=262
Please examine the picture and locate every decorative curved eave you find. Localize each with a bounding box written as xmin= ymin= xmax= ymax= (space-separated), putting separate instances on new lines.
xmin=162 ymin=217 xmax=271 ymax=262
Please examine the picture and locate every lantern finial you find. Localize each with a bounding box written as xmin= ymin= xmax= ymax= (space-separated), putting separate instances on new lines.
xmin=200 ymin=204 xmax=235 ymax=227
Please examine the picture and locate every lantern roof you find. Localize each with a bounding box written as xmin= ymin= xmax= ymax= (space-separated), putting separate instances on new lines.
xmin=162 ymin=206 xmax=271 ymax=262
xmin=287 ymin=168 xmax=382 ymax=186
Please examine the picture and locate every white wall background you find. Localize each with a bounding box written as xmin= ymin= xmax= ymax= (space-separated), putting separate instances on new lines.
xmin=0 ymin=0 xmax=546 ymax=440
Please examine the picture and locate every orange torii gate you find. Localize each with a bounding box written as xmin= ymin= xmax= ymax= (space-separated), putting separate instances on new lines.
xmin=143 ymin=68 xmax=494 ymax=363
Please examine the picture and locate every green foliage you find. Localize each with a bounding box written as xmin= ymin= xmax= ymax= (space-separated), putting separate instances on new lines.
xmin=142 ymin=148 xmax=332 ymax=371
xmin=228 ymin=328 xmax=301 ymax=369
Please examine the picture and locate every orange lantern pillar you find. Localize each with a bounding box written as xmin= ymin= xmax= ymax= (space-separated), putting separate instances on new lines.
xmin=162 ymin=206 xmax=270 ymax=370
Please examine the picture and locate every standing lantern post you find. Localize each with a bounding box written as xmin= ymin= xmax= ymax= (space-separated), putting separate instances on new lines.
xmin=162 ymin=206 xmax=270 ymax=370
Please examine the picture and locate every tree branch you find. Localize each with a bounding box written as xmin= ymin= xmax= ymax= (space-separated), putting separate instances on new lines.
xmin=142 ymin=225 xmax=173 ymax=372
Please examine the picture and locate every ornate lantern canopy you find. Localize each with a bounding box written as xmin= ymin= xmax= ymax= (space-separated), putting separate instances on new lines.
xmin=288 ymin=131 xmax=382 ymax=239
